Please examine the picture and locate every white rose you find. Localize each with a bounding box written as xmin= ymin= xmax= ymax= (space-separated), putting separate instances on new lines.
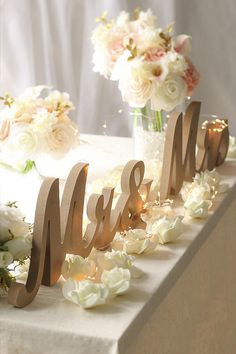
xmin=147 ymin=216 xmax=183 ymax=244
xmin=62 ymin=279 xmax=110 ymax=308
xmin=2 ymin=123 xmax=39 ymax=159
xmin=124 ymin=229 xmax=151 ymax=254
xmin=112 ymin=229 xmax=158 ymax=254
xmin=141 ymin=203 xmax=174 ymax=224
xmin=227 ymin=136 xmax=236 ymax=158
xmin=61 ymin=254 xmax=96 ymax=280
xmin=5 ymin=237 xmax=31 ymax=260
xmin=0 ymin=204 xmax=29 ymax=242
xmin=194 ymin=170 xmax=220 ymax=191
xmin=45 ymin=122 xmax=78 ymax=158
xmin=151 ymin=73 xmax=187 ymax=111
xmin=114 ymin=56 xmax=153 ymax=107
xmin=97 ymin=250 xmax=134 ymax=271
xmin=184 ymin=197 xmax=212 ymax=219
xmin=101 ymin=267 xmax=130 ymax=295
xmin=0 ymin=251 xmax=13 ymax=268
xmin=184 ymin=185 xmax=212 ymax=218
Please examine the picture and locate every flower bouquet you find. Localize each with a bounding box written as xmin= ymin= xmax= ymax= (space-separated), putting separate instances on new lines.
xmin=0 ymin=86 xmax=79 ymax=173
xmin=92 ymin=9 xmax=199 ymax=162
xmin=0 ymin=202 xmax=32 ymax=295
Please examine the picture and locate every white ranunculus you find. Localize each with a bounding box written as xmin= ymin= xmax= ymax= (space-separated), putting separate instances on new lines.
xmin=97 ymin=250 xmax=134 ymax=271
xmin=0 ymin=204 xmax=29 ymax=242
xmin=62 ymin=279 xmax=110 ymax=308
xmin=151 ymin=73 xmax=187 ymax=112
xmin=164 ymin=51 xmax=188 ymax=74
xmin=5 ymin=237 xmax=31 ymax=259
xmin=45 ymin=122 xmax=78 ymax=158
xmin=147 ymin=216 xmax=183 ymax=244
xmin=227 ymin=136 xmax=236 ymax=158
xmin=0 ymin=251 xmax=13 ymax=268
xmin=61 ymin=254 xmax=96 ymax=280
xmin=180 ymin=182 xmax=194 ymax=202
xmin=101 ymin=267 xmax=130 ymax=295
xmin=2 ymin=123 xmax=39 ymax=159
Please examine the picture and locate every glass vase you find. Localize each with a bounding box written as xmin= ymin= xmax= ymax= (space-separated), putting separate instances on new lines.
xmin=132 ymin=105 xmax=166 ymax=163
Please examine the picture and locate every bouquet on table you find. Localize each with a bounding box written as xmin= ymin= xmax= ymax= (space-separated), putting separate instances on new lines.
xmin=92 ymin=8 xmax=200 ymax=132
xmin=0 ymin=86 xmax=79 ymax=173
xmin=0 ymin=202 xmax=32 ymax=294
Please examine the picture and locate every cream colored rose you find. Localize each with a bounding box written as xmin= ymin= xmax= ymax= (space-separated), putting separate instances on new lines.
xmin=62 ymin=279 xmax=110 ymax=308
xmin=5 ymin=237 xmax=31 ymax=259
xmin=96 ymin=250 xmax=134 ymax=271
xmin=184 ymin=186 xmax=212 ymax=218
xmin=151 ymin=73 xmax=188 ymax=111
xmin=147 ymin=216 xmax=183 ymax=244
xmin=101 ymin=267 xmax=130 ymax=295
xmin=2 ymin=123 xmax=39 ymax=159
xmin=0 ymin=204 xmax=29 ymax=242
xmin=61 ymin=254 xmax=96 ymax=280
xmin=0 ymin=251 xmax=13 ymax=268
xmin=45 ymin=122 xmax=78 ymax=158
xmin=114 ymin=56 xmax=153 ymax=107
xmin=112 ymin=229 xmax=158 ymax=254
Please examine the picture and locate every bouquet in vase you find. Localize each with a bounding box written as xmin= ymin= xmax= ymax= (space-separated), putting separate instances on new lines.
xmin=92 ymin=8 xmax=199 ymax=132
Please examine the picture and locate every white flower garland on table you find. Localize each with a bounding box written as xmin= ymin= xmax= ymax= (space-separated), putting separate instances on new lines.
xmin=62 ymin=250 xmax=134 ymax=309
xmin=181 ymin=169 xmax=229 ymax=219
xmin=0 ymin=86 xmax=79 ymax=172
xmin=0 ymin=202 xmax=32 ymax=294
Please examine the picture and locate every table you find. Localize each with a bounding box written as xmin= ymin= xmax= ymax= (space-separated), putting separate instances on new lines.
xmin=0 ymin=135 xmax=236 ymax=354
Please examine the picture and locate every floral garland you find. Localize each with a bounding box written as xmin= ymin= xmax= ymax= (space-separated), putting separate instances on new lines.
xmin=92 ymin=9 xmax=199 ymax=112
xmin=0 ymin=86 xmax=79 ymax=172
xmin=59 ymin=168 xmax=229 ymax=309
xmin=0 ymin=202 xmax=32 ymax=295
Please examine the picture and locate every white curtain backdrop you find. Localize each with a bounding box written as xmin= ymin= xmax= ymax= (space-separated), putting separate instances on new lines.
xmin=0 ymin=0 xmax=236 ymax=136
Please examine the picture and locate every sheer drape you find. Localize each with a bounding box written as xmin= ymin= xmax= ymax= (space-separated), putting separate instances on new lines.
xmin=0 ymin=0 xmax=236 ymax=136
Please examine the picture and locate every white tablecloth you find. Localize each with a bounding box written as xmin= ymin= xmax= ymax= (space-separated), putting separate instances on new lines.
xmin=0 ymin=135 xmax=236 ymax=354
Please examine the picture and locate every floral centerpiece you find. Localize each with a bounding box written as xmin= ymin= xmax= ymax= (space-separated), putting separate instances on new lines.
xmin=92 ymin=8 xmax=199 ymax=163
xmin=0 ymin=202 xmax=32 ymax=295
xmin=0 ymin=86 xmax=79 ymax=172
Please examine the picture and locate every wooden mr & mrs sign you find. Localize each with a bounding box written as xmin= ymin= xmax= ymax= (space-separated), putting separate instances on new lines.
xmin=7 ymin=101 xmax=229 ymax=308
